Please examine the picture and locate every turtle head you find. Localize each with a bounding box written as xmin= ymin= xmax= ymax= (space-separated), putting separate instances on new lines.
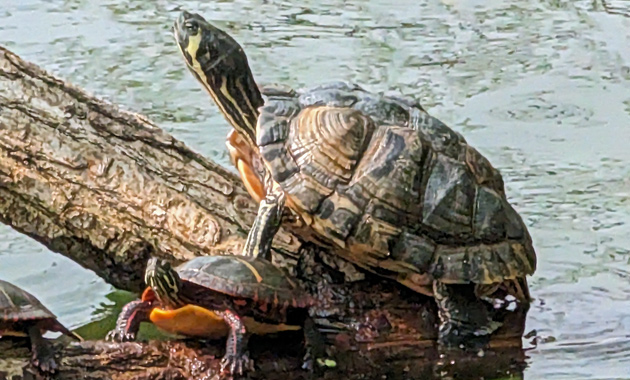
xmin=174 ymin=10 xmax=263 ymax=147
xmin=145 ymin=258 xmax=183 ymax=307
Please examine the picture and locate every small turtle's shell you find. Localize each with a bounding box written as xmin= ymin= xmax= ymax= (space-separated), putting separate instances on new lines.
xmin=176 ymin=255 xmax=311 ymax=309
xmin=0 ymin=280 xmax=55 ymax=322
xmin=256 ymin=82 xmax=536 ymax=290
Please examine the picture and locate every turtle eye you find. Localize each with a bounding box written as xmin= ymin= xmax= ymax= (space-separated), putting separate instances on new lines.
xmin=184 ymin=20 xmax=199 ymax=35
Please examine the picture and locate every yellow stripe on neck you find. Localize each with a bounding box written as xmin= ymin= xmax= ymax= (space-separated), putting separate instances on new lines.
xmin=183 ymin=33 xmax=248 ymax=141
xmin=219 ymin=76 xmax=256 ymax=134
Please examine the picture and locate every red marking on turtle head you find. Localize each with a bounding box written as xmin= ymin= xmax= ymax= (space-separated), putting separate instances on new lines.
xmin=141 ymin=288 xmax=156 ymax=302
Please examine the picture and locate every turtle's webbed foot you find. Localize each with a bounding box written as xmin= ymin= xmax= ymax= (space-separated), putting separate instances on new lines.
xmin=220 ymin=352 xmax=254 ymax=376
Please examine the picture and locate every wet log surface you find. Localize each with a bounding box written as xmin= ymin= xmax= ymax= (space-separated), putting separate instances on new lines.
xmin=0 ymin=45 xmax=529 ymax=379
xmin=0 ymin=336 xmax=527 ymax=380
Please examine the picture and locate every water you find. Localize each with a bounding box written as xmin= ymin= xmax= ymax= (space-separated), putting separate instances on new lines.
xmin=1 ymin=0 xmax=629 ymax=378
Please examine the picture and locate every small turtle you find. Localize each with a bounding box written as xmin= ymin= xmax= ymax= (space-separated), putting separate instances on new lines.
xmin=173 ymin=11 xmax=536 ymax=347
xmin=0 ymin=279 xmax=82 ymax=373
xmin=107 ymin=255 xmax=322 ymax=376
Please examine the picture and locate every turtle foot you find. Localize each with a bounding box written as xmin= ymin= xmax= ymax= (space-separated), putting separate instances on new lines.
xmin=220 ymin=352 xmax=254 ymax=376
xmin=32 ymin=344 xmax=58 ymax=374
xmin=301 ymin=354 xmax=313 ymax=371
xmin=105 ymin=328 xmax=136 ymax=342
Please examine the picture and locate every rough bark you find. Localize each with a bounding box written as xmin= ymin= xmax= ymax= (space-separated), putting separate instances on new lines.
xmin=0 ymin=45 xmax=529 ymax=379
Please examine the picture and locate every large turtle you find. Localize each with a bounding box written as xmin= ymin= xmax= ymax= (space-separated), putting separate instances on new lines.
xmin=0 ymin=279 xmax=82 ymax=373
xmin=173 ymin=11 xmax=536 ymax=347
xmin=107 ymin=255 xmax=321 ymax=375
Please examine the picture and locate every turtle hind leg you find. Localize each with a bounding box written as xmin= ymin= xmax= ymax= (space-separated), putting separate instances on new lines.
xmin=433 ymin=281 xmax=500 ymax=350
xmin=216 ymin=309 xmax=254 ymax=376
xmin=243 ymin=180 xmax=286 ymax=261
xmin=47 ymin=320 xmax=82 ymax=342
xmin=27 ymin=324 xmax=57 ymax=374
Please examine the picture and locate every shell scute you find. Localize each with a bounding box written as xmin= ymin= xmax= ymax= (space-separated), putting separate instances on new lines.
xmin=410 ymin=108 xmax=467 ymax=161
xmin=473 ymin=187 xmax=507 ymax=241
xmin=389 ymin=232 xmax=436 ymax=272
xmin=349 ymin=126 xmax=424 ymax=214
xmin=259 ymin=141 xmax=300 ymax=184
xmin=288 ymin=107 xmax=374 ymax=186
xmin=465 ymin=146 xmax=505 ymax=194
xmin=349 ymin=212 xmax=401 ymax=259
xmin=422 ymin=156 xmax=475 ymax=239
xmin=256 ymin=114 xmax=289 ymax=147
xmin=353 ymin=96 xmax=410 ymax=126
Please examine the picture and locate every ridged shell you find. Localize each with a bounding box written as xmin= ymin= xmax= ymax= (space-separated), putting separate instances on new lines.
xmin=257 ymin=82 xmax=536 ymax=285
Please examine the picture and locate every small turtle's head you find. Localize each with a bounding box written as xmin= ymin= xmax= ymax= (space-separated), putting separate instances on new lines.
xmin=145 ymin=258 xmax=182 ymax=307
xmin=173 ymin=10 xmax=263 ymax=147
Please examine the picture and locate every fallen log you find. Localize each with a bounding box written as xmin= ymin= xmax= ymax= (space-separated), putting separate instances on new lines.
xmin=0 ymin=45 xmax=301 ymax=292
xmin=0 ymin=338 xmax=527 ymax=380
xmin=0 ymin=45 xmax=529 ymax=379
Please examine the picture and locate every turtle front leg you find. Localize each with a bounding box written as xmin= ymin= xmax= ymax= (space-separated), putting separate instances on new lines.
xmin=27 ymin=324 xmax=57 ymax=374
xmin=242 ymin=181 xmax=286 ymax=261
xmin=106 ymin=300 xmax=153 ymax=342
xmin=433 ymin=281 xmax=500 ymax=350
xmin=216 ymin=309 xmax=253 ymax=376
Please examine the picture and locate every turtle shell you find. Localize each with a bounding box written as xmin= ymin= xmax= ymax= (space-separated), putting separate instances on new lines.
xmin=256 ymin=81 xmax=536 ymax=291
xmin=0 ymin=280 xmax=56 ymax=322
xmin=175 ymin=255 xmax=312 ymax=309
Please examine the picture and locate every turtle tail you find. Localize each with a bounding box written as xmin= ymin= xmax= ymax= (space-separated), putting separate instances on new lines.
xmin=52 ymin=322 xmax=83 ymax=341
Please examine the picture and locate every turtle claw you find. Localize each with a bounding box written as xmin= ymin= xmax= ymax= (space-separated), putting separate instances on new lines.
xmin=32 ymin=344 xmax=58 ymax=374
xmin=220 ymin=352 xmax=254 ymax=376
xmin=301 ymin=358 xmax=314 ymax=372
xmin=302 ymin=350 xmax=315 ymax=371
xmin=105 ymin=328 xmax=136 ymax=342
xmin=32 ymin=355 xmax=58 ymax=374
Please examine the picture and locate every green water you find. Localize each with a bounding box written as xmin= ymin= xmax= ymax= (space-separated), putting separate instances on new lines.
xmin=1 ymin=0 xmax=629 ymax=378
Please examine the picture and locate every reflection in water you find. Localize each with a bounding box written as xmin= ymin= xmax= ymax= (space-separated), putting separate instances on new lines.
xmin=1 ymin=0 xmax=629 ymax=379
